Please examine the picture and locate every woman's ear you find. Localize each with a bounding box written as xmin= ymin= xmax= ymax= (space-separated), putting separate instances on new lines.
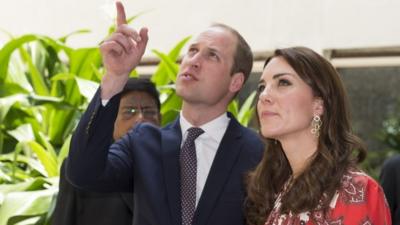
xmin=313 ymin=97 xmax=324 ymax=116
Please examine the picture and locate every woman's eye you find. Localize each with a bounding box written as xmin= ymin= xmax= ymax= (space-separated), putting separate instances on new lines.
xmin=278 ymin=79 xmax=291 ymax=86
xmin=257 ymin=84 xmax=265 ymax=93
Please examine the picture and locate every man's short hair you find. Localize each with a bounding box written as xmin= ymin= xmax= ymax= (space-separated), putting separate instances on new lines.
xmin=210 ymin=23 xmax=253 ymax=83
xmin=121 ymin=78 xmax=161 ymax=111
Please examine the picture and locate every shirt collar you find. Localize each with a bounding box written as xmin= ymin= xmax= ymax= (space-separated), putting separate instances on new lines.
xmin=179 ymin=111 xmax=230 ymax=143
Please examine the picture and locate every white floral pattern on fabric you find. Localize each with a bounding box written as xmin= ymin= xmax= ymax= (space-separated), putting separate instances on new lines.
xmin=264 ymin=170 xmax=391 ymax=225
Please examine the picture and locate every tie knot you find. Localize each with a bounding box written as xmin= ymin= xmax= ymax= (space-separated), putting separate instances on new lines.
xmin=186 ymin=127 xmax=204 ymax=142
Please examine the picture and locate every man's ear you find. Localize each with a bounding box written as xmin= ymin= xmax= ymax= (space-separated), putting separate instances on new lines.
xmin=313 ymin=97 xmax=324 ymax=116
xmin=229 ymin=72 xmax=245 ymax=93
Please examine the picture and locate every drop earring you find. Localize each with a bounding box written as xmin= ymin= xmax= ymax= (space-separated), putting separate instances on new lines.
xmin=311 ymin=115 xmax=322 ymax=137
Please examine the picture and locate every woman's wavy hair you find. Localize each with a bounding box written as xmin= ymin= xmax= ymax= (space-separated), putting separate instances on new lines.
xmin=245 ymin=47 xmax=367 ymax=225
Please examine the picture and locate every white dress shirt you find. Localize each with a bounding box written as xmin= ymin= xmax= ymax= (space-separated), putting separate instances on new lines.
xmin=179 ymin=112 xmax=230 ymax=207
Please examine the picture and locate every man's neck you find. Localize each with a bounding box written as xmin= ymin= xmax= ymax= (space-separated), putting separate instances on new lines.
xmin=181 ymin=102 xmax=227 ymax=127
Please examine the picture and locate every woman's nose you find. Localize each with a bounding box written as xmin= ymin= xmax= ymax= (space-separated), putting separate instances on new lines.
xmin=259 ymin=86 xmax=273 ymax=104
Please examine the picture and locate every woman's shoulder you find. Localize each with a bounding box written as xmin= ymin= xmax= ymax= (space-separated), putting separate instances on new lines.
xmin=332 ymin=168 xmax=389 ymax=212
xmin=341 ymin=169 xmax=381 ymax=190
xmin=328 ymin=169 xmax=391 ymax=224
xmin=338 ymin=169 xmax=384 ymax=201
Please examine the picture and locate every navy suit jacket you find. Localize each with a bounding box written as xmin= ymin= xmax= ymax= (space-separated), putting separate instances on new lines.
xmin=67 ymin=89 xmax=264 ymax=225
xmin=51 ymin=161 xmax=133 ymax=225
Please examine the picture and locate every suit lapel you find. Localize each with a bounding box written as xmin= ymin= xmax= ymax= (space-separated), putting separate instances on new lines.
xmin=162 ymin=118 xmax=182 ymax=225
xmin=194 ymin=116 xmax=243 ymax=225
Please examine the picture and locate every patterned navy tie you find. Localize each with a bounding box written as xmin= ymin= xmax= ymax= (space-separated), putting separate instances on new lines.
xmin=180 ymin=127 xmax=204 ymax=225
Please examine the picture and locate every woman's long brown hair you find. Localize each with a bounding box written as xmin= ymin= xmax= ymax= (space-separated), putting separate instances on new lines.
xmin=245 ymin=47 xmax=366 ymax=225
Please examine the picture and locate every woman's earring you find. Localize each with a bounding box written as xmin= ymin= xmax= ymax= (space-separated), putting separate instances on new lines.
xmin=311 ymin=115 xmax=322 ymax=137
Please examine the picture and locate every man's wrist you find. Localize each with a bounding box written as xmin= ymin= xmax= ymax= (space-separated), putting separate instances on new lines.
xmin=100 ymin=73 xmax=129 ymax=100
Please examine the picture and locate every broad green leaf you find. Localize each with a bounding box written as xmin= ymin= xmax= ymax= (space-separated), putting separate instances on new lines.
xmin=0 ymin=154 xmax=47 ymax=179
xmin=29 ymin=42 xmax=48 ymax=79
xmin=152 ymin=50 xmax=179 ymax=82
xmin=160 ymin=89 xmax=182 ymax=125
xmin=74 ymin=77 xmax=99 ymax=101
xmin=0 ymin=167 xmax=12 ymax=183
xmin=36 ymin=132 xmax=57 ymax=165
xmin=91 ymin=64 xmax=104 ymax=81
xmin=28 ymin=94 xmax=63 ymax=104
xmin=9 ymin=216 xmax=40 ymax=225
xmin=161 ymin=110 xmax=180 ymax=126
xmin=237 ymin=91 xmax=256 ymax=122
xmin=47 ymin=109 xmax=76 ymax=146
xmin=151 ymin=36 xmax=191 ymax=86
xmin=0 ymin=35 xmax=38 ymax=84
xmin=18 ymin=47 xmax=50 ymax=96
xmin=240 ymin=108 xmax=255 ymax=127
xmin=50 ymin=73 xmax=75 ymax=81
xmin=228 ymin=100 xmax=239 ymax=117
xmin=64 ymin=48 xmax=98 ymax=106
xmin=11 ymin=143 xmax=25 ymax=183
xmin=58 ymin=29 xmax=91 ymax=43
xmin=7 ymin=124 xmax=34 ymax=143
xmin=68 ymin=48 xmax=100 ymax=78
xmin=0 ymin=94 xmax=28 ymax=122
xmin=27 ymin=141 xmax=58 ymax=177
xmin=40 ymin=36 xmax=72 ymax=55
xmin=0 ymin=83 xmax=30 ymax=97
xmin=0 ymin=178 xmax=47 ymax=194
xmin=6 ymin=54 xmax=33 ymax=93
xmin=57 ymin=135 xmax=71 ymax=168
xmin=0 ymin=188 xmax=57 ymax=225
xmin=167 ymin=36 xmax=191 ymax=61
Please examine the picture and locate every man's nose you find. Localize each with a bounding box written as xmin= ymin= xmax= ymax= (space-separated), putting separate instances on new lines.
xmin=187 ymin=52 xmax=201 ymax=69
xmin=136 ymin=111 xmax=145 ymax=120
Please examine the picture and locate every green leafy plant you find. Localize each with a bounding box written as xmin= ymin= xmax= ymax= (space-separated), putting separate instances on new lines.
xmin=0 ymin=31 xmax=101 ymax=224
xmin=379 ymin=117 xmax=400 ymax=152
xmin=361 ymin=101 xmax=400 ymax=179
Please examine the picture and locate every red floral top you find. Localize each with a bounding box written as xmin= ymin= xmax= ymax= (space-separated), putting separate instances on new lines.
xmin=265 ymin=170 xmax=391 ymax=225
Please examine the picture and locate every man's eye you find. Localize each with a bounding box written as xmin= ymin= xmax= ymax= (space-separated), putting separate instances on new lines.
xmin=143 ymin=110 xmax=157 ymax=117
xmin=209 ymin=52 xmax=219 ymax=60
xmin=188 ymin=47 xmax=198 ymax=55
xmin=124 ymin=108 xmax=137 ymax=115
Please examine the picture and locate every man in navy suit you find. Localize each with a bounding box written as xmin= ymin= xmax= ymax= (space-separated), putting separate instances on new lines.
xmin=66 ymin=2 xmax=264 ymax=225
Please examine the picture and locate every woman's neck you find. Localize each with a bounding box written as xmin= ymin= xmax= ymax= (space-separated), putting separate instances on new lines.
xmin=278 ymin=131 xmax=318 ymax=178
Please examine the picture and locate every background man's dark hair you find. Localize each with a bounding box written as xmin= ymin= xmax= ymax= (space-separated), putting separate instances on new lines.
xmin=121 ymin=78 xmax=161 ymax=111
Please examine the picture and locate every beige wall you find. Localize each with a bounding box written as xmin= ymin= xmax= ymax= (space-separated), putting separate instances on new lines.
xmin=1 ymin=0 xmax=399 ymax=56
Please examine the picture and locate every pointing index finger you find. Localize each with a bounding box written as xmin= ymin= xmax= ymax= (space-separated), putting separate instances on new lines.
xmin=116 ymin=1 xmax=127 ymax=26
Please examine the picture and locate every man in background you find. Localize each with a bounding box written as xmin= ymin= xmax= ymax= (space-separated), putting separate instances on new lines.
xmin=51 ymin=78 xmax=161 ymax=225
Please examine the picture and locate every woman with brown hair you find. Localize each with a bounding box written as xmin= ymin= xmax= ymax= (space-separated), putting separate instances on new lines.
xmin=245 ymin=47 xmax=391 ymax=225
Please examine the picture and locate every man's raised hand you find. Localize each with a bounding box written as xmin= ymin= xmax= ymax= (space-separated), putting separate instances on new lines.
xmin=100 ymin=1 xmax=148 ymax=99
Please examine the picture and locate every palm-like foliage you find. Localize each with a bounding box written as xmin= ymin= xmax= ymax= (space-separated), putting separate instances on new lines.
xmin=0 ymin=31 xmax=101 ymax=224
